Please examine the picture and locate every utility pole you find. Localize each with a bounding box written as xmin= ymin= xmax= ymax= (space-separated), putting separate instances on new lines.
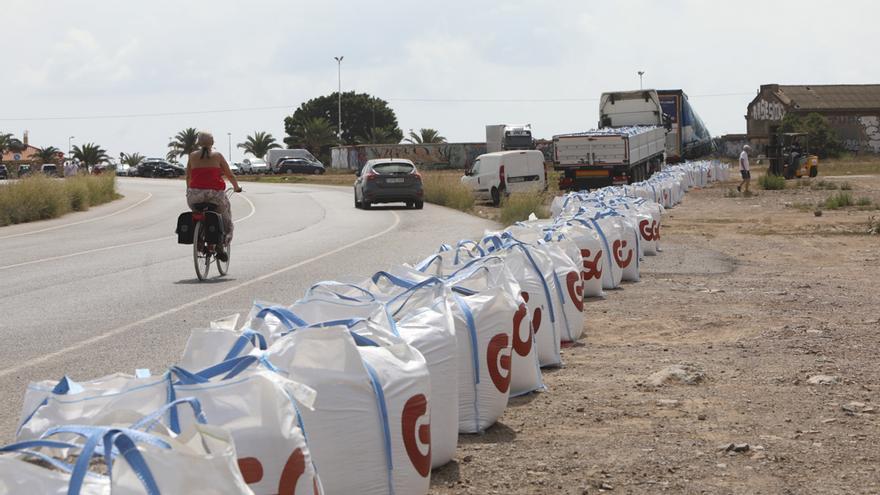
xmin=638 ymin=71 xmax=645 ymax=90
xmin=227 ymin=132 xmax=232 ymax=161
xmin=334 ymin=56 xmax=344 ymax=139
xmin=68 ymin=136 xmax=74 ymax=158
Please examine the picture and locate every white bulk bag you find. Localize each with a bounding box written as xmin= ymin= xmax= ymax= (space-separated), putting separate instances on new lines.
xmin=555 ymin=222 xmax=606 ymax=298
xmin=533 ymin=239 xmax=585 ymax=342
xmin=17 ymin=373 xmax=172 ymax=442
xmin=167 ymin=360 xmax=323 ymax=495
xmin=179 ymin=327 xmax=268 ymax=372
xmin=609 ymin=214 xmax=642 ymax=283
xmin=447 ymin=257 xmax=542 ymax=398
xmin=573 ymin=218 xmax=623 ymax=291
xmin=2 ymin=405 xmax=255 ymax=495
xmin=265 ymin=326 xmax=431 ymax=495
xmin=490 ymin=242 xmax=562 ymax=367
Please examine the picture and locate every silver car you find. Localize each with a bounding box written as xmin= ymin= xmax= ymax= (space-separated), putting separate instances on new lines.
xmin=354 ymin=159 xmax=424 ymax=210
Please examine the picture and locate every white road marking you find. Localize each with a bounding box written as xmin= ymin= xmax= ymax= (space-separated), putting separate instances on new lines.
xmin=0 ymin=192 xmax=154 ymax=240
xmin=0 ymin=193 xmax=256 ymax=271
xmin=0 ymin=210 xmax=401 ymax=378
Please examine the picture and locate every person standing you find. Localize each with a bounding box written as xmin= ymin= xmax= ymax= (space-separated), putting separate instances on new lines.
xmin=738 ymin=144 xmax=751 ymax=193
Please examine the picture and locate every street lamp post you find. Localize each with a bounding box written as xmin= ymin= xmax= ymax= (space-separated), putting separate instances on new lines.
xmin=68 ymin=136 xmax=74 ymax=158
xmin=227 ymin=132 xmax=232 ymax=161
xmin=334 ymin=56 xmax=344 ymax=139
xmin=638 ymin=71 xmax=645 ymax=90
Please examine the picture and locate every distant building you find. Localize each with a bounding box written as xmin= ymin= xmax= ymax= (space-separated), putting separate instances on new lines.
xmin=331 ymin=143 xmax=487 ymax=170
xmin=0 ymin=131 xmax=42 ymax=166
xmin=746 ymin=84 xmax=880 ymax=153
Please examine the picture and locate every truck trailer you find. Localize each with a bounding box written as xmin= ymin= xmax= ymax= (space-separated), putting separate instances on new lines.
xmin=553 ymin=90 xmax=668 ymax=190
xmin=657 ymin=89 xmax=713 ymax=162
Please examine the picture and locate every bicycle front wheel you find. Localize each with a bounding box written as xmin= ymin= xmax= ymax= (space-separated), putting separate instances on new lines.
xmin=216 ymin=238 xmax=230 ymax=276
xmin=193 ymin=221 xmax=211 ymax=281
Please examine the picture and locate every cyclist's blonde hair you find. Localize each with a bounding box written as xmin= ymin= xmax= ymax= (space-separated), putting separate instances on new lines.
xmin=197 ymin=131 xmax=214 ymax=158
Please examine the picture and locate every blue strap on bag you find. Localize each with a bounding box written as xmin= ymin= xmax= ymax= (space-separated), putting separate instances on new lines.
xmin=451 ymin=293 xmax=482 ymax=433
xmin=222 ymin=328 xmax=268 ymax=361
xmin=304 ymin=281 xmax=377 ymax=302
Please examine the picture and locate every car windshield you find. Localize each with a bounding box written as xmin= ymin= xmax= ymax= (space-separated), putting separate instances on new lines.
xmin=372 ymin=163 xmax=414 ymax=175
xmin=470 ymin=160 xmax=481 ymax=175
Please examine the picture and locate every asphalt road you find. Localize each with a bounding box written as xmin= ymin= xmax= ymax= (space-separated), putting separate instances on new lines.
xmin=0 ymin=177 xmax=496 ymax=439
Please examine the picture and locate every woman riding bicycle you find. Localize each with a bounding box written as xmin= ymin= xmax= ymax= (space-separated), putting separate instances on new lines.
xmin=186 ymin=131 xmax=241 ymax=261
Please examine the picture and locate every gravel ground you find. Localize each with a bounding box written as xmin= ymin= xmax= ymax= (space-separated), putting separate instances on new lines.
xmin=429 ymin=175 xmax=880 ymax=495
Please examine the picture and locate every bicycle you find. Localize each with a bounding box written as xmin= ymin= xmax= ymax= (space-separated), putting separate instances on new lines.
xmin=187 ymin=189 xmax=237 ymax=281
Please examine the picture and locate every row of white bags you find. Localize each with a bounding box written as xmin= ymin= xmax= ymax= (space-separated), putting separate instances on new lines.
xmin=4 ymin=160 xmax=723 ymax=494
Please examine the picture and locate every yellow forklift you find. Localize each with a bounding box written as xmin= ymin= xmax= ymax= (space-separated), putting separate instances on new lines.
xmin=767 ymin=130 xmax=819 ymax=179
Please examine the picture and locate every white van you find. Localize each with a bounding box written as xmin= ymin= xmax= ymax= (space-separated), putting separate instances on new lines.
xmin=461 ymin=150 xmax=546 ymax=206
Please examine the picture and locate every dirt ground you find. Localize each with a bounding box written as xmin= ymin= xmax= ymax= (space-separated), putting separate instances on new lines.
xmin=429 ymin=173 xmax=880 ymax=494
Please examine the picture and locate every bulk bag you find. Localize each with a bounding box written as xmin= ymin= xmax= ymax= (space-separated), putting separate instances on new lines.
xmin=574 ymin=217 xmax=623 ymax=290
xmin=265 ymin=325 xmax=431 ymax=495
xmin=556 ymin=222 xmax=606 ymax=299
xmin=447 ymin=257 xmax=542 ymax=398
xmin=2 ymin=402 xmax=255 ymax=495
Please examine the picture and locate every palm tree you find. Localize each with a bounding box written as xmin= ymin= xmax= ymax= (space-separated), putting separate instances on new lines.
xmin=286 ymin=117 xmax=338 ymax=155
xmin=121 ymin=152 xmax=145 ymax=167
xmin=237 ymin=131 xmax=281 ymax=159
xmin=0 ymin=133 xmax=13 ymax=161
xmin=404 ymin=128 xmax=446 ymax=144
xmin=167 ymin=128 xmax=199 ymax=160
xmin=71 ymin=143 xmax=109 ymax=167
xmin=356 ymin=126 xmax=399 ymax=145
xmin=33 ymin=146 xmax=61 ymax=165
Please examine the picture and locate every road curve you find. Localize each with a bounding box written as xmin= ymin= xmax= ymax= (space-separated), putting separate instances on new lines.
xmin=0 ymin=177 xmax=497 ymax=438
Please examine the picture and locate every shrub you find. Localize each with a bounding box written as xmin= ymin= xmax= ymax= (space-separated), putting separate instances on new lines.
xmin=499 ymin=192 xmax=550 ymax=225
xmin=811 ymin=180 xmax=839 ymax=190
xmin=421 ymin=173 xmax=474 ymax=212
xmin=823 ymin=191 xmax=853 ymax=210
xmin=0 ymin=174 xmax=118 ymax=226
xmin=758 ymin=174 xmax=786 ymax=190
xmin=857 ymin=197 xmax=873 ymax=207
xmin=839 ymin=182 xmax=852 ymax=191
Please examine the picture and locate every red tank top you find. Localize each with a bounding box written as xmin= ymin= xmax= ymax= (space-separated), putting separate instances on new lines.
xmin=189 ymin=167 xmax=225 ymax=190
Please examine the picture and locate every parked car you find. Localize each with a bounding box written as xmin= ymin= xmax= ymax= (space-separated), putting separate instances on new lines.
xmin=115 ymin=163 xmax=131 ymax=176
xmin=354 ymin=159 xmax=423 ymax=210
xmin=0 ymin=164 xmax=7 ymax=180
xmin=41 ymin=164 xmax=60 ymax=177
xmin=229 ymin=162 xmax=242 ymax=175
xmin=241 ymin=158 xmax=269 ymax=174
xmin=17 ymin=164 xmax=33 ymax=177
xmin=137 ymin=159 xmax=184 ymax=178
xmin=277 ymin=158 xmax=325 ymax=175
xmin=461 ymin=150 xmax=546 ymax=206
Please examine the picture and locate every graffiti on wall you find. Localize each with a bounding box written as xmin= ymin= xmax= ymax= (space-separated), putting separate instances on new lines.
xmin=750 ymin=99 xmax=785 ymax=121
xmin=331 ymin=143 xmax=488 ymax=170
xmin=859 ymin=116 xmax=880 ymax=153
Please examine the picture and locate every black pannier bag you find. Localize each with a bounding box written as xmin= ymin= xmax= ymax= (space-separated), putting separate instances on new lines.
xmin=202 ymin=210 xmax=225 ymax=244
xmin=176 ymin=212 xmax=195 ymax=244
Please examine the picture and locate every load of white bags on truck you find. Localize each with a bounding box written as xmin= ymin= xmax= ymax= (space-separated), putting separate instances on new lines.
xmin=1 ymin=160 xmax=726 ymax=495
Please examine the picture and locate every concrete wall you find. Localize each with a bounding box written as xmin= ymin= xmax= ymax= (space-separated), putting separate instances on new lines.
xmin=331 ymin=143 xmax=487 ymax=170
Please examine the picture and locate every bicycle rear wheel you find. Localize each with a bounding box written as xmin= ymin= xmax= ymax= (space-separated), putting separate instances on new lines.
xmin=216 ymin=239 xmax=230 ymax=276
xmin=193 ymin=221 xmax=211 ymax=281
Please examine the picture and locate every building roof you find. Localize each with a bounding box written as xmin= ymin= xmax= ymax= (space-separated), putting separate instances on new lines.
xmin=769 ymin=84 xmax=880 ymax=111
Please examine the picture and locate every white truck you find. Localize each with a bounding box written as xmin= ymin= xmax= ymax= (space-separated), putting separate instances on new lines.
xmin=264 ymin=149 xmax=323 ymax=172
xmin=553 ymin=90 xmax=668 ymax=190
xmin=486 ymin=124 xmax=534 ymax=153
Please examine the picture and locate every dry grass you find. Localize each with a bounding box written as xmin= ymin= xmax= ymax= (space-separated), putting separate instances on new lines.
xmin=816 ymin=154 xmax=880 ymax=176
xmin=499 ymin=192 xmax=550 ymax=225
xmin=421 ymin=171 xmax=474 ymax=212
xmin=0 ymin=174 xmax=118 ymax=226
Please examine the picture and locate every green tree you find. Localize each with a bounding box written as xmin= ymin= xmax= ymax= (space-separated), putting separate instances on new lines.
xmin=284 ymin=92 xmax=402 ymax=146
xmin=285 ymin=117 xmax=338 ymax=158
xmin=780 ymin=112 xmax=841 ymax=158
xmin=0 ymin=133 xmax=13 ymax=161
xmin=404 ymin=128 xmax=446 ymax=144
xmin=167 ymin=127 xmax=199 ymax=160
xmin=121 ymin=152 xmax=145 ymax=167
xmin=71 ymin=143 xmax=109 ymax=166
xmin=237 ymin=131 xmax=281 ymax=159
xmin=356 ymin=126 xmax=401 ymax=145
xmin=33 ymin=146 xmax=61 ymax=165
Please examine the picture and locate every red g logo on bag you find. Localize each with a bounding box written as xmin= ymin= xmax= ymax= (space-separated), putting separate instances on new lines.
xmin=512 ymin=295 xmax=531 ymax=357
xmin=487 ymin=333 xmax=511 ymax=393
xmin=639 ymin=220 xmax=654 ymax=242
xmin=521 ymin=292 xmax=543 ymax=335
xmin=613 ymin=239 xmax=633 ymax=269
xmin=653 ymin=222 xmax=661 ymax=240
xmin=565 ymin=271 xmax=584 ymax=312
xmin=581 ymin=249 xmax=603 ymax=281
xmin=240 ymin=448 xmax=319 ymax=495
xmin=402 ymin=394 xmax=431 ymax=477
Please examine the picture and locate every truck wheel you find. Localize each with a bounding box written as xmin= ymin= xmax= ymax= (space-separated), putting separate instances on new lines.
xmin=491 ymin=187 xmax=501 ymax=206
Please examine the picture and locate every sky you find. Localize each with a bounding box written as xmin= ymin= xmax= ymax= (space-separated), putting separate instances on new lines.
xmin=2 ymin=0 xmax=878 ymax=162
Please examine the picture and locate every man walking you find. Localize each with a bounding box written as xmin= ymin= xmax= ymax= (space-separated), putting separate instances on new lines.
xmin=738 ymin=145 xmax=751 ymax=193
